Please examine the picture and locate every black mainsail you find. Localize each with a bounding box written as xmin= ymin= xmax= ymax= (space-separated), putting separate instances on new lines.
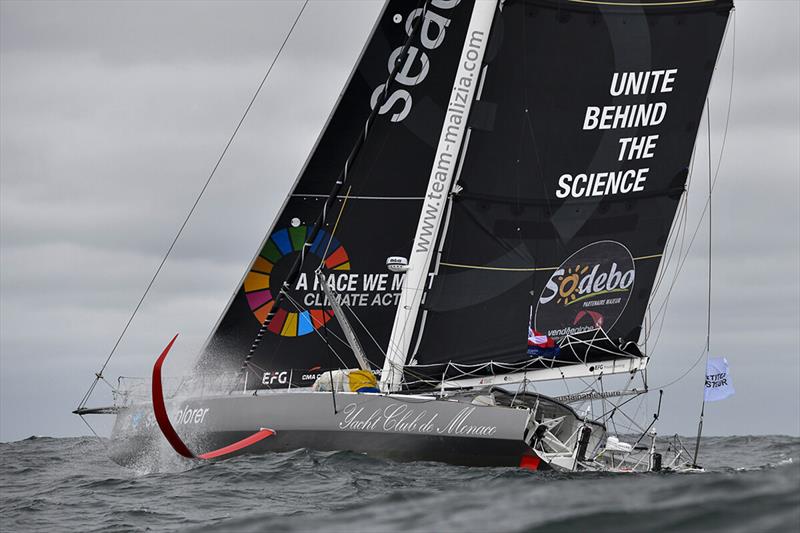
xmin=397 ymin=0 xmax=733 ymax=380
xmin=199 ymin=0 xmax=480 ymax=389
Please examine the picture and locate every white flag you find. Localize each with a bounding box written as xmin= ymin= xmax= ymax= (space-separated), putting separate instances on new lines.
xmin=704 ymin=357 xmax=735 ymax=402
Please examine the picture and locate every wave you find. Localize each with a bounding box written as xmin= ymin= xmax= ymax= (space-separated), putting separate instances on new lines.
xmin=1 ymin=436 xmax=798 ymax=532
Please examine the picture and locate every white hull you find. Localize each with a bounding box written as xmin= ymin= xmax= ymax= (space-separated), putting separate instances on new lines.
xmin=109 ymin=389 xmax=605 ymax=470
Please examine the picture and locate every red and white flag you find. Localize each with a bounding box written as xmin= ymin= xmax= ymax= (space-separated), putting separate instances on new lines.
xmin=528 ymin=328 xmax=555 ymax=348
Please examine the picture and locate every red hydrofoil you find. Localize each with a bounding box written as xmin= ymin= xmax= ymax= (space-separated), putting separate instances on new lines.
xmin=151 ymin=334 xmax=275 ymax=460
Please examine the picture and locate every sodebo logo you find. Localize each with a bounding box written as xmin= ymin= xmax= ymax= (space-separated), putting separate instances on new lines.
xmin=370 ymin=0 xmax=462 ymax=122
xmin=539 ymin=261 xmax=635 ymax=307
xmin=535 ymin=241 xmax=636 ymax=338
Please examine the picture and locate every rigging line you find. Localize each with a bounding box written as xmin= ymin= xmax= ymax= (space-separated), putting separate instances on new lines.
xmin=650 ymin=197 xmax=691 ymax=349
xmin=319 ymin=186 xmax=352 ymax=269
xmin=644 ymin=11 xmax=735 ymax=351
xmin=647 ymin=174 xmax=691 ymax=310
xmin=575 ymin=375 xmax=599 ymax=392
xmin=705 ymin=98 xmax=713 ymax=358
xmin=292 ymin=194 xmax=425 ymax=201
xmin=569 ymin=0 xmax=715 ymax=6
xmin=611 ymin=398 xmax=649 ymax=435
xmin=440 ymin=254 xmax=663 ymax=273
xmin=661 ymin=10 xmax=732 ymax=291
xmin=654 ymin=345 xmax=706 ymax=390
xmin=597 ymin=386 xmax=646 ymax=421
xmin=654 ymin=106 xmax=715 ymax=392
xmin=410 ymin=114 xmax=483 ymax=360
xmin=645 ymin=164 xmax=716 ymax=345
xmin=523 ymin=111 xmax=556 ymax=224
xmin=646 ymin=105 xmax=720 ymax=343
xmin=297 ymin=265 xmax=381 ymax=370
xmin=77 ymin=0 xmax=310 ymax=409
xmin=439 ymin=262 xmax=554 ymax=272
xmin=647 ymin=187 xmax=691 ymax=351
xmin=444 ymin=197 xmax=525 ymax=260
xmin=597 ymin=375 xmax=607 ymax=426
xmin=711 ymin=8 xmax=736 ymax=187
xmin=78 ymin=415 xmax=108 ymax=449
xmin=644 ymin=176 xmax=691 ymax=346
xmin=645 ymin=122 xmax=700 ymax=347
xmin=692 ymin=97 xmax=714 ymax=466
xmin=562 ymin=338 xmax=636 ymax=359
xmin=344 ymin=305 xmax=387 ymax=358
xmin=603 ymin=374 xmax=638 ymax=432
xmin=643 ymin=9 xmax=736 ymax=346
xmin=78 ymin=378 xmax=101 ymax=411
xmin=240 ymin=1 xmax=431 ymax=375
xmin=323 ymin=306 xmax=338 ymax=411
xmin=519 ymin=2 xmax=556 ymax=222
xmin=281 ymin=292 xmax=351 ymax=360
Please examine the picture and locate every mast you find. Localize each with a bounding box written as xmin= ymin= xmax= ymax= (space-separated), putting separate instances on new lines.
xmin=381 ymin=0 xmax=498 ymax=392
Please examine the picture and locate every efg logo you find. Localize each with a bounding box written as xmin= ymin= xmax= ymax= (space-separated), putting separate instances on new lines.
xmin=370 ymin=0 xmax=462 ymax=122
xmin=535 ymin=241 xmax=635 ymax=339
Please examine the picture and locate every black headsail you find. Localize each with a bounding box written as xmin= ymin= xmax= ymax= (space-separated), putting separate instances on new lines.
xmin=198 ymin=0 xmax=479 ymax=389
xmin=405 ymin=0 xmax=733 ymax=380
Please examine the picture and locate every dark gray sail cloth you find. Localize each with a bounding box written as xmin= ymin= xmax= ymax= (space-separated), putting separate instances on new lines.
xmin=407 ymin=0 xmax=733 ymax=377
xmin=198 ymin=0 xmax=478 ymax=389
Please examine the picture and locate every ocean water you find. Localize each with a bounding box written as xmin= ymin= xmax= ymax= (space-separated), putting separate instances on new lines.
xmin=1 ymin=435 xmax=798 ymax=532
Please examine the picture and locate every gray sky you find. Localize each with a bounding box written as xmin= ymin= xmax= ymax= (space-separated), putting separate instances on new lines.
xmin=1 ymin=0 xmax=798 ymax=442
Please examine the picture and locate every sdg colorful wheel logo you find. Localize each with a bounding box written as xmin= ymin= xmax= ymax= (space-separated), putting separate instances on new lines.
xmin=243 ymin=225 xmax=350 ymax=337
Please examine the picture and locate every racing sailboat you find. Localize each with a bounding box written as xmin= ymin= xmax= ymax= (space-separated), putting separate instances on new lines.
xmin=76 ymin=0 xmax=734 ymax=471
